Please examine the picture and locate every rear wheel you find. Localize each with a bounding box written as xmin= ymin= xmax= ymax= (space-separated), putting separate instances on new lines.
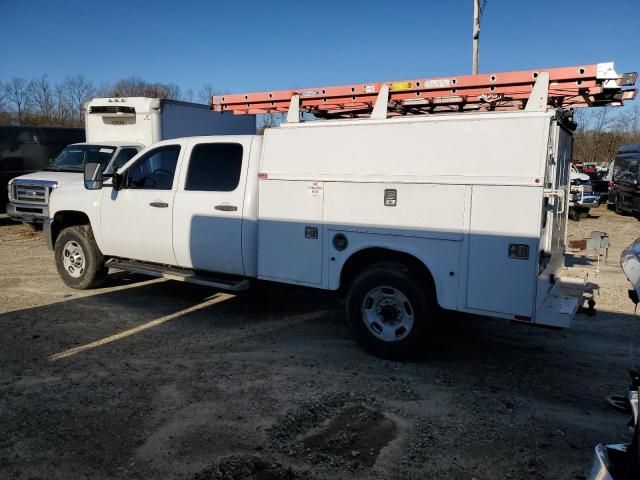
xmin=54 ymin=225 xmax=107 ymax=289
xmin=568 ymin=208 xmax=580 ymax=221
xmin=345 ymin=263 xmax=434 ymax=359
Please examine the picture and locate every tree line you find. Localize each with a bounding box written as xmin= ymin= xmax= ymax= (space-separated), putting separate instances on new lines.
xmin=573 ymin=106 xmax=640 ymax=165
xmin=0 ymin=75 xmax=217 ymax=128
xmin=1 ymin=74 xmax=639 ymax=164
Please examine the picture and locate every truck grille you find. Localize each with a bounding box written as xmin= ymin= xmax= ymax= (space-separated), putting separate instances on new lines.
xmin=12 ymin=184 xmax=49 ymax=204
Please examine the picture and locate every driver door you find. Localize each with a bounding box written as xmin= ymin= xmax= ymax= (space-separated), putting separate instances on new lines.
xmin=100 ymin=144 xmax=182 ymax=265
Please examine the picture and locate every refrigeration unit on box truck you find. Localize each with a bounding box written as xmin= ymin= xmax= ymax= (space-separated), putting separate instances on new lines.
xmin=6 ymin=97 xmax=255 ymax=225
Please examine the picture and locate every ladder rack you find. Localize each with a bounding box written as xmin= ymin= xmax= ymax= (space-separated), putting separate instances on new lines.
xmin=211 ymin=62 xmax=636 ymax=119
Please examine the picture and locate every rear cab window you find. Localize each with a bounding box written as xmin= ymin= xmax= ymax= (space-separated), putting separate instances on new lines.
xmin=185 ymin=143 xmax=244 ymax=192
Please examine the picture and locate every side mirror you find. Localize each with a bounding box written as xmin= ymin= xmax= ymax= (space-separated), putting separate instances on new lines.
xmin=112 ymin=172 xmax=124 ymax=191
xmin=84 ymin=163 xmax=103 ymax=190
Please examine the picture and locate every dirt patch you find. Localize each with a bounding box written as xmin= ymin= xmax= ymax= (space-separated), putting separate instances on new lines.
xmin=302 ymin=405 xmax=397 ymax=467
xmin=191 ymin=455 xmax=297 ymax=480
xmin=268 ymin=392 xmax=399 ymax=470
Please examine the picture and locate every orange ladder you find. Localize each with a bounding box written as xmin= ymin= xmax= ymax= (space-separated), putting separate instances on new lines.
xmin=211 ymin=62 xmax=636 ymax=118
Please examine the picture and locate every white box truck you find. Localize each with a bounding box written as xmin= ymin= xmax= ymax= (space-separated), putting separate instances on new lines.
xmin=6 ymin=97 xmax=255 ymax=225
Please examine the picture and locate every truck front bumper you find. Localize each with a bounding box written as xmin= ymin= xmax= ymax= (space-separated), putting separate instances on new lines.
xmin=5 ymin=202 xmax=49 ymax=223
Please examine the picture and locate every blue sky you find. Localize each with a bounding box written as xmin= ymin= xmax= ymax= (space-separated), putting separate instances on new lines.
xmin=1 ymin=0 xmax=638 ymax=96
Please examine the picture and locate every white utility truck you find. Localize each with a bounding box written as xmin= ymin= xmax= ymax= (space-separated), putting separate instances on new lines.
xmin=43 ymin=63 xmax=637 ymax=357
xmin=7 ymin=97 xmax=255 ymax=225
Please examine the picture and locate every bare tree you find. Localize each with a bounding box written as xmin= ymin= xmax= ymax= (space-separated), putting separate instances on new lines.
xmin=64 ymin=74 xmax=95 ymax=124
xmin=164 ymin=83 xmax=181 ymax=100
xmin=573 ymin=106 xmax=640 ymax=165
xmin=52 ymin=82 xmax=73 ymax=127
xmin=183 ymin=88 xmax=194 ymax=103
xmin=29 ymin=75 xmax=55 ymax=125
xmin=197 ymin=84 xmax=217 ymax=104
xmin=3 ymin=77 xmax=31 ymax=125
xmin=106 ymin=76 xmax=182 ymax=100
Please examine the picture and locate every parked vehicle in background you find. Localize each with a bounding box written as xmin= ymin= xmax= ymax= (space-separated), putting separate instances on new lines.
xmin=588 ymin=169 xmax=611 ymax=205
xmin=582 ymin=162 xmax=598 ymax=175
xmin=569 ymin=165 xmax=599 ymax=220
xmin=45 ymin=106 xmax=587 ymax=358
xmin=0 ymin=126 xmax=85 ymax=214
xmin=610 ymin=144 xmax=640 ymax=216
xmin=6 ymin=97 xmax=255 ymax=226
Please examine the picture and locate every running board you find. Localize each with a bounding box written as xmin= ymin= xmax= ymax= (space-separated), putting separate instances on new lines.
xmin=106 ymin=259 xmax=250 ymax=291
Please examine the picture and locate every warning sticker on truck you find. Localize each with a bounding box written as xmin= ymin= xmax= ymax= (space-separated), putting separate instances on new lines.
xmin=390 ymin=82 xmax=413 ymax=91
xmin=308 ymin=182 xmax=323 ymax=195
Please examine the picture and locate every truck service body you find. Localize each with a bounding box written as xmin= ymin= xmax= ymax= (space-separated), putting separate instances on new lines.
xmin=45 ymin=108 xmax=583 ymax=357
xmin=7 ymin=97 xmax=255 ymax=224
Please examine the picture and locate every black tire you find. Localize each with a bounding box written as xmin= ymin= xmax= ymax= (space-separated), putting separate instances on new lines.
xmin=54 ymin=225 xmax=107 ymax=289
xmin=615 ymin=197 xmax=627 ymax=216
xmin=568 ymin=208 xmax=580 ymax=221
xmin=345 ymin=262 xmax=435 ymax=359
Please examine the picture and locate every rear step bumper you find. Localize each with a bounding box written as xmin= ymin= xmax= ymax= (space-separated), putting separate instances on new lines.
xmin=534 ymin=276 xmax=587 ymax=328
xmin=106 ymin=259 xmax=250 ymax=291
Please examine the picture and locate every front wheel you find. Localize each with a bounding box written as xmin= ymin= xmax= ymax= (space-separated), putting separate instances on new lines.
xmin=345 ymin=263 xmax=435 ymax=359
xmin=54 ymin=225 xmax=107 ymax=289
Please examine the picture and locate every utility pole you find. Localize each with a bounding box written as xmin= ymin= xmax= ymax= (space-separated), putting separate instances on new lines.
xmin=472 ymin=0 xmax=480 ymax=74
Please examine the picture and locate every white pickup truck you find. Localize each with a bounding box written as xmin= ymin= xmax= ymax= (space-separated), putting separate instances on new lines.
xmin=44 ymin=105 xmax=587 ymax=358
xmin=7 ymin=97 xmax=255 ymax=225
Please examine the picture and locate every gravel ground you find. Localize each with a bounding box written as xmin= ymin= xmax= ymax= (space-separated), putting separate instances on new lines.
xmin=0 ymin=207 xmax=639 ymax=480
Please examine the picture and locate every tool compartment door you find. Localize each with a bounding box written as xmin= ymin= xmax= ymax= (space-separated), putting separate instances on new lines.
xmin=258 ymin=180 xmax=324 ymax=286
xmin=466 ymin=185 xmax=541 ymax=317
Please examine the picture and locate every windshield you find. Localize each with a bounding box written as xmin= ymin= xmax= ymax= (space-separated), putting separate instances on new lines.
xmin=47 ymin=145 xmax=116 ymax=172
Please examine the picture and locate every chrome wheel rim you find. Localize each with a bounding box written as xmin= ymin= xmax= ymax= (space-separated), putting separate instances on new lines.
xmin=361 ymin=286 xmax=414 ymax=342
xmin=62 ymin=241 xmax=85 ymax=278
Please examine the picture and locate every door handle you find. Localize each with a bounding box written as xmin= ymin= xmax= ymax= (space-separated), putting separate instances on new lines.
xmin=215 ymin=204 xmax=238 ymax=212
xmin=149 ymin=202 xmax=169 ymax=208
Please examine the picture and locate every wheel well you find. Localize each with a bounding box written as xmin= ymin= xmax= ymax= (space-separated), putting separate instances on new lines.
xmin=52 ymin=211 xmax=90 ymax=245
xmin=339 ymin=248 xmax=437 ymax=300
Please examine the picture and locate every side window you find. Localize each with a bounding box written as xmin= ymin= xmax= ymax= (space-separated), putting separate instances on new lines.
xmin=185 ymin=143 xmax=243 ymax=192
xmin=111 ymin=148 xmax=139 ymax=170
xmin=126 ymin=145 xmax=181 ymax=190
